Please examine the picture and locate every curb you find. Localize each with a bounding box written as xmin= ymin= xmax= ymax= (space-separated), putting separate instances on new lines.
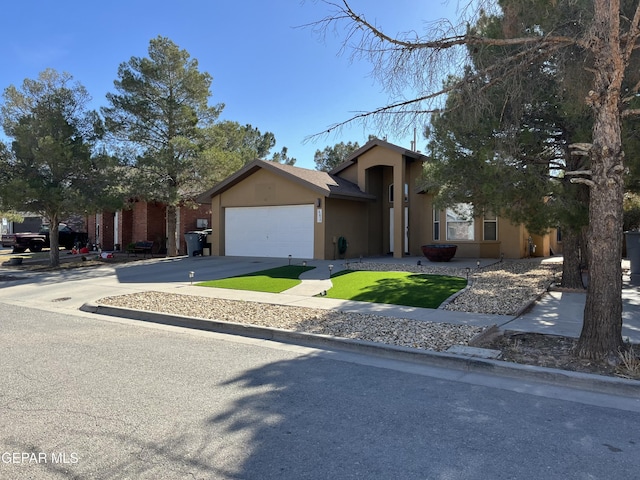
xmin=81 ymin=302 xmax=640 ymax=399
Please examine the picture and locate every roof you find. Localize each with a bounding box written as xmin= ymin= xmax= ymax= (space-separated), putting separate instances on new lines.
xmin=197 ymin=159 xmax=376 ymax=203
xmin=329 ymin=138 xmax=429 ymax=175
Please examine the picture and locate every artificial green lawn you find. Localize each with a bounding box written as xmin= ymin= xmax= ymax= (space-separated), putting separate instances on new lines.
xmin=324 ymin=270 xmax=467 ymax=309
xmin=196 ymin=265 xmax=315 ymax=293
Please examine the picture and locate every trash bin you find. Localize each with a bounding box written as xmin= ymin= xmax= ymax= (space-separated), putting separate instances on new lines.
xmin=625 ymin=231 xmax=640 ymax=284
xmin=185 ymin=231 xmax=206 ymax=256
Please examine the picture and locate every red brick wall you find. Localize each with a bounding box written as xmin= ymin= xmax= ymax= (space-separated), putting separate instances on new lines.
xmin=101 ymin=212 xmax=115 ymax=250
xmin=91 ymin=201 xmax=211 ymax=255
xmin=119 ymin=208 xmax=134 ymax=249
xmin=86 ymin=212 xmax=116 ymax=250
xmin=87 ymin=214 xmax=97 ymax=247
xmin=179 ymin=204 xmax=211 ymax=254
xmin=131 ymin=201 xmax=148 ymax=243
xmin=146 ymin=202 xmax=167 ymax=253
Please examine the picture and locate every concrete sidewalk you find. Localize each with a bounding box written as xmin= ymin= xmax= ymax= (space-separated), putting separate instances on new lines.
xmin=3 ymin=251 xmax=639 ymax=397
xmin=1 ymin=252 xmax=638 ymax=342
xmin=75 ymin=254 xmax=640 ymax=399
xmin=261 ymin=256 xmax=640 ymax=344
xmin=503 ymin=285 xmax=640 ymax=343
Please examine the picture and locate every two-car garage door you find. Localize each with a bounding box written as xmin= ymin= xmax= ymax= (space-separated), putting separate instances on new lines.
xmin=225 ymin=205 xmax=314 ymax=258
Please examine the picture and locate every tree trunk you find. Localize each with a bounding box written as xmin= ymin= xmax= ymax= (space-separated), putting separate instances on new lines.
xmin=166 ymin=204 xmax=178 ymax=257
xmin=47 ymin=214 xmax=60 ymax=268
xmin=576 ymin=0 xmax=625 ymax=359
xmin=560 ymin=227 xmax=584 ymax=289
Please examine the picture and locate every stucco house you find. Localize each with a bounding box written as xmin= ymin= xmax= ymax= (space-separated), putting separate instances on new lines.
xmin=198 ymin=138 xmax=559 ymax=260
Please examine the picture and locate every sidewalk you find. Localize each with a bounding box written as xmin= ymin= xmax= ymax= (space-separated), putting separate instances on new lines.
xmin=75 ymin=255 xmax=640 ymax=399
xmin=503 ymin=285 xmax=640 ymax=343
xmin=3 ymin=251 xmax=639 ymax=397
xmin=1 ymin=250 xmax=639 ymax=342
xmin=260 ymin=256 xmax=640 ymax=344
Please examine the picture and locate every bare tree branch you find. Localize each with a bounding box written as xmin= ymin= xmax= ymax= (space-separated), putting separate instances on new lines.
xmin=622 ymin=3 xmax=640 ymax=65
xmin=305 ymin=1 xmax=581 ymax=139
xmin=621 ymin=107 xmax=640 ymax=117
xmin=569 ymin=177 xmax=596 ymax=187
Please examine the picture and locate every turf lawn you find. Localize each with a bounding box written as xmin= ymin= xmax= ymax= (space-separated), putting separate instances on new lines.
xmin=196 ymin=265 xmax=315 ymax=293
xmin=324 ymin=270 xmax=467 ymax=309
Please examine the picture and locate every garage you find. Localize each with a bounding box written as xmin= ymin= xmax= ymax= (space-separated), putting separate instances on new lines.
xmin=225 ymin=205 xmax=314 ymax=258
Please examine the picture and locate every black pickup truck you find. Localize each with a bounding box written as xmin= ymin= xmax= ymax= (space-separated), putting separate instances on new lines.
xmin=1 ymin=224 xmax=89 ymax=253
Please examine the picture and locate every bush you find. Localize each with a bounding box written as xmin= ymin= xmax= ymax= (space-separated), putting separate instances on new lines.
xmin=623 ymin=193 xmax=640 ymax=231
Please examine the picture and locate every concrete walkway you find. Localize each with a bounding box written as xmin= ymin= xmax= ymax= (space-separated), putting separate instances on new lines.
xmin=2 ymin=251 xmax=639 ymax=398
xmin=503 ymin=286 xmax=640 ymax=343
xmin=1 ymin=251 xmax=639 ymax=342
xmin=255 ymin=256 xmax=640 ymax=343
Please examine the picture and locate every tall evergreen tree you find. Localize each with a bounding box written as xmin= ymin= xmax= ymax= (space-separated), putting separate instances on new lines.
xmin=314 ymin=0 xmax=640 ymax=360
xmin=424 ymin=4 xmax=595 ymax=289
xmin=314 ymin=141 xmax=361 ymax=172
xmin=102 ymin=36 xmax=223 ymax=256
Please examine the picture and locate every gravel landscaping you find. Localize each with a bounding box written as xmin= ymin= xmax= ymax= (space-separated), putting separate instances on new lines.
xmin=98 ymin=259 xmax=562 ymax=353
xmin=349 ymin=259 xmax=562 ymax=315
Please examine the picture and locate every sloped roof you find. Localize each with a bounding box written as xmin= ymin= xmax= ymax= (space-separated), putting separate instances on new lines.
xmin=330 ymin=138 xmax=428 ymax=175
xmin=197 ymin=159 xmax=375 ymax=203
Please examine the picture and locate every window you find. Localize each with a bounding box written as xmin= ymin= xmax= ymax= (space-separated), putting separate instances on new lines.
xmin=446 ymin=204 xmax=474 ymax=240
xmin=388 ymin=183 xmax=409 ymax=203
xmin=433 ymin=209 xmax=440 ymax=241
xmin=483 ymin=212 xmax=497 ymax=241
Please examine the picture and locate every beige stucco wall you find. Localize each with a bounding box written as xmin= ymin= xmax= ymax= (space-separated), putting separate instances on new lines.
xmin=208 ymin=168 xmax=327 ymax=259
xmin=530 ymin=232 xmax=550 ymax=257
xmin=412 ymin=196 xmax=534 ymax=259
xmin=324 ymin=198 xmax=369 ymax=260
xmin=335 ymin=147 xmax=539 ymax=259
xmin=352 ymin=147 xmax=409 ymax=258
xmin=549 ymin=228 xmax=562 ymax=255
xmin=205 ymin=143 xmax=555 ymax=260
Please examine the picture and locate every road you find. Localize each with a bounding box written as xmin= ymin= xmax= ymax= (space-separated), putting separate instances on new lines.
xmin=1 ymin=302 xmax=639 ymax=479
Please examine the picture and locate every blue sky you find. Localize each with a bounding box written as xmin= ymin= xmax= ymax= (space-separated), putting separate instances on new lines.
xmin=1 ymin=1 xmax=459 ymax=169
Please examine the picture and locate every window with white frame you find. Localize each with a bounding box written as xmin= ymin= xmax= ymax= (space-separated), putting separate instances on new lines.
xmin=433 ymin=209 xmax=440 ymax=241
xmin=446 ymin=204 xmax=474 ymax=240
xmin=483 ymin=211 xmax=497 ymax=241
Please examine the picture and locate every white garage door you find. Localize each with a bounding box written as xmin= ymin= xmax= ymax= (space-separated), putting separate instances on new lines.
xmin=225 ymin=205 xmax=314 ymax=258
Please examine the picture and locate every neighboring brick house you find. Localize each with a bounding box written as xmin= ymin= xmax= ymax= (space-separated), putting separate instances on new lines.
xmin=87 ymin=200 xmax=211 ymax=255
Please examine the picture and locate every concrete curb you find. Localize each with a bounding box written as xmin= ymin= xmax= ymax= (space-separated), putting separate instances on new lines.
xmin=81 ymin=302 xmax=640 ymax=399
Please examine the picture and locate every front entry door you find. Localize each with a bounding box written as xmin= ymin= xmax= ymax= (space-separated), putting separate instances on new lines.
xmin=389 ymin=207 xmax=408 ymax=254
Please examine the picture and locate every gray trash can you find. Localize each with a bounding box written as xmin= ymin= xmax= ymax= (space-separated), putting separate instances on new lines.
xmin=185 ymin=231 xmax=206 ymax=256
xmin=626 ymin=231 xmax=640 ymax=284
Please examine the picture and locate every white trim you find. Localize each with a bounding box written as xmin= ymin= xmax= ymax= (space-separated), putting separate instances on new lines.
xmin=446 ymin=204 xmax=474 ymax=241
xmin=483 ymin=212 xmax=497 ymax=241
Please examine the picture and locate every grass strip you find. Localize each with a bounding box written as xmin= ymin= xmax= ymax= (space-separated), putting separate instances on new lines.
xmin=325 ymin=270 xmax=467 ymax=308
xmin=197 ymin=265 xmax=315 ymax=293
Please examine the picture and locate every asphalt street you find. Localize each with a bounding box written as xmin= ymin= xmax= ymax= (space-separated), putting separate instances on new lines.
xmin=1 ymin=303 xmax=640 ymax=479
